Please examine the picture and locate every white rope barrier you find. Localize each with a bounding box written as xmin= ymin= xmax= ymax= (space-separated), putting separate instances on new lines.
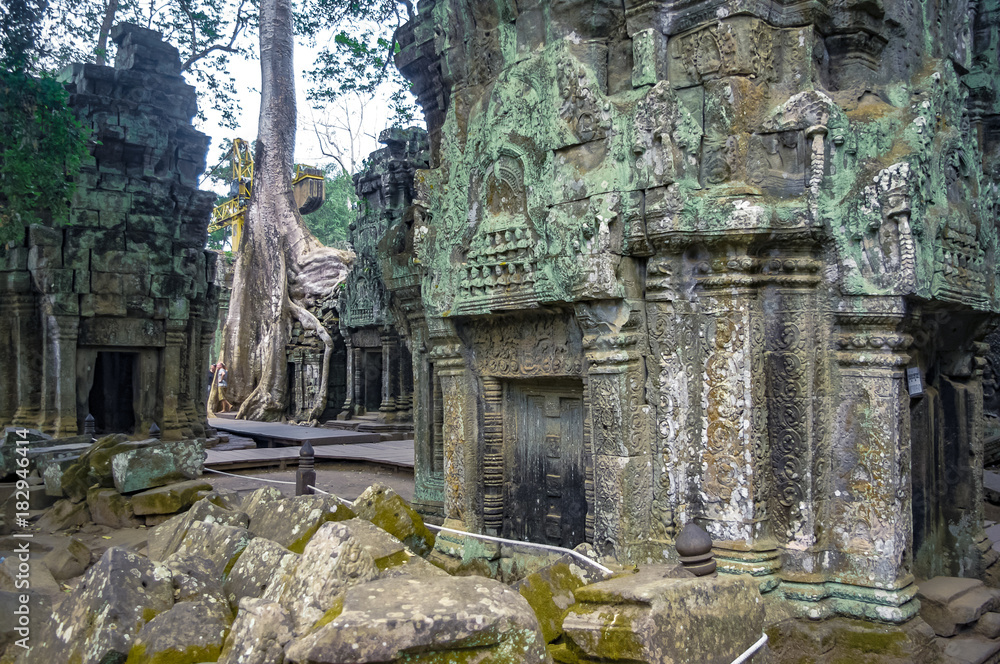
xmin=730 ymin=633 xmax=768 ymax=664
xmin=204 ymin=468 xmax=297 ymax=485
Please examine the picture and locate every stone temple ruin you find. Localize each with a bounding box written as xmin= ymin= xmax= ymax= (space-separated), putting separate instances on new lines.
xmin=0 ymin=25 xmax=218 ymax=441
xmin=385 ymin=0 xmax=1000 ymax=625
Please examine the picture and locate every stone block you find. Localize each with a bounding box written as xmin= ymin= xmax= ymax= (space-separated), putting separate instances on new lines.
xmin=918 ymin=577 xmax=995 ymax=637
xmin=41 ymin=535 xmax=91 ymax=580
xmin=246 ymin=494 xmax=355 ymax=553
xmin=0 ymin=590 xmax=50 ymax=653
xmin=352 ymin=482 xmax=435 ymax=557
xmin=34 ymin=498 xmax=90 ymax=532
xmin=977 ymin=611 xmax=1000 ymax=639
xmin=223 ymin=537 xmax=298 ymax=612
xmin=87 ymin=486 xmax=143 ymax=528
xmin=73 ymin=269 xmax=91 ymax=293
xmin=126 ymin=599 xmax=231 ymax=664
xmin=0 ymin=555 xmax=62 ymax=596
xmin=0 ymin=246 xmax=28 ymax=271
xmin=111 ymin=438 xmax=205 ymax=494
xmin=28 ymin=224 xmax=63 ymax=247
xmin=217 ymin=598 xmax=294 ymax=664
xmin=28 ymin=244 xmax=62 ymax=270
xmin=80 ymin=292 xmax=126 ymax=316
xmin=30 ymin=268 xmax=75 ymax=294
xmin=130 ymin=479 xmax=212 ymax=515
xmin=90 ymin=271 xmax=123 ymax=294
xmin=284 ymin=575 xmax=550 ymax=663
xmin=147 ymin=497 xmax=249 ymax=561
xmin=172 ymin=520 xmax=252 ymax=578
xmin=563 ymin=569 xmax=763 ymax=664
xmin=262 ymin=520 xmax=379 ymax=633
xmin=20 ymin=547 xmax=173 ymax=663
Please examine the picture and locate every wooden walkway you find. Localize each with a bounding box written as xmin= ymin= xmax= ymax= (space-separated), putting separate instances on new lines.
xmin=209 ymin=418 xmax=380 ymax=446
xmin=205 ymin=439 xmax=414 ymax=471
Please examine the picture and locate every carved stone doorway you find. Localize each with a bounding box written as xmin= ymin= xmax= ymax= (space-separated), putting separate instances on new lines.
xmin=87 ymin=351 xmax=137 ymax=435
xmin=502 ymin=378 xmax=586 ymax=548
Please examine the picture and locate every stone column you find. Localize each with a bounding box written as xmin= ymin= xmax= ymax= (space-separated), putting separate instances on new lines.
xmin=11 ymin=295 xmax=41 ymax=429
xmin=395 ymin=343 xmax=412 ymax=420
xmin=160 ymin=322 xmax=186 ymax=438
xmin=695 ymin=259 xmax=778 ymax=581
xmin=352 ymin=346 xmax=364 ymax=415
xmin=0 ymin=294 xmax=17 ymax=426
xmin=338 ymin=332 xmax=355 ymax=419
xmin=47 ymin=313 xmax=80 ymax=437
xmin=827 ymin=296 xmax=917 ymax=623
xmin=198 ymin=318 xmax=217 ymax=434
xmin=481 ymin=376 xmax=503 ymax=534
xmin=578 ymin=300 xmax=652 ymax=560
xmin=379 ymin=329 xmax=397 ymax=421
xmin=432 ymin=338 xmax=479 ymax=530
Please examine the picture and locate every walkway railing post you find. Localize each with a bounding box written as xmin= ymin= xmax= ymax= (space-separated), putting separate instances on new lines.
xmin=296 ymin=440 xmax=315 ymax=496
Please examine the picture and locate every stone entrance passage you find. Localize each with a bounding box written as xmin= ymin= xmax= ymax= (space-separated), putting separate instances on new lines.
xmin=87 ymin=351 xmax=137 ymax=435
xmin=503 ymin=379 xmax=586 ymax=548
xmin=362 ymin=349 xmax=383 ymax=412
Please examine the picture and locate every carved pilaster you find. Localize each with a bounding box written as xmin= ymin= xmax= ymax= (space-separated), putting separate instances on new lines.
xmin=47 ymin=313 xmax=80 ymax=436
xmin=0 ymin=294 xmax=18 ymax=426
xmin=338 ymin=330 xmax=355 ymax=420
xmin=11 ymin=295 xmax=41 ymax=428
xmin=160 ymin=324 xmax=187 ymax=438
xmin=379 ymin=329 xmax=397 ymax=420
xmin=482 ymin=376 xmax=503 ymax=533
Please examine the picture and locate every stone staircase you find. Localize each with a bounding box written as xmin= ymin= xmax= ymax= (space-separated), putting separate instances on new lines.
xmin=918 ymin=577 xmax=1000 ymax=663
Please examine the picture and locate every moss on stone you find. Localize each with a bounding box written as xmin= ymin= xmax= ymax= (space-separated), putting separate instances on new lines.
xmin=124 ymin=641 xmax=223 ymax=664
xmin=311 ymin=596 xmax=345 ymax=631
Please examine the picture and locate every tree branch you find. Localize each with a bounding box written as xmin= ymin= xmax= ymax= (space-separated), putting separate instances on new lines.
xmin=180 ymin=0 xmax=248 ymax=71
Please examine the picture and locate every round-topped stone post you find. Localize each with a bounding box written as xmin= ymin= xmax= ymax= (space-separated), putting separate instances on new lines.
xmin=675 ymin=522 xmax=717 ymax=576
xmin=149 ymin=422 xmax=161 ymax=440
xmin=296 ymin=440 xmax=316 ymax=496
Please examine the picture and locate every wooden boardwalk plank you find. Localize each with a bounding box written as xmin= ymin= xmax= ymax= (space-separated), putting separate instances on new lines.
xmin=209 ymin=418 xmax=380 ymax=445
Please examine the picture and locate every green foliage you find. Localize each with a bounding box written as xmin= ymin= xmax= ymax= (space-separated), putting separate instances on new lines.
xmin=0 ymin=0 xmax=89 ymax=245
xmin=303 ymin=167 xmax=355 ymax=249
xmin=295 ymin=0 xmax=419 ymax=125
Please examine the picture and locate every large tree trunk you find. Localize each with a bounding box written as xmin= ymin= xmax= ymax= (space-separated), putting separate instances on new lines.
xmin=219 ymin=0 xmax=351 ymax=422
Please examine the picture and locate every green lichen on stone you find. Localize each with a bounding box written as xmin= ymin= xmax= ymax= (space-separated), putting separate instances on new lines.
xmin=311 ymin=596 xmax=345 ymax=632
xmin=124 ymin=641 xmax=223 ymax=664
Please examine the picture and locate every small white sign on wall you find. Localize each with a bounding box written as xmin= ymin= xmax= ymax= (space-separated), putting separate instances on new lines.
xmin=907 ymin=367 xmax=924 ymax=397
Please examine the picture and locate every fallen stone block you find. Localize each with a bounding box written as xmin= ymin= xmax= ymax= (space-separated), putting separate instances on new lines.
xmin=112 ymin=437 xmax=206 ymax=493
xmin=87 ymin=486 xmax=143 ymax=528
xmin=164 ymin=552 xmax=231 ymax=612
xmin=284 ymin=575 xmax=551 ymax=663
xmin=918 ymin=577 xmax=1000 ymax=637
xmin=0 ymin=554 xmax=62 ymax=596
xmin=130 ymin=479 xmax=213 ymax=515
xmin=352 ymin=482 xmax=435 ymax=557
xmin=977 ymin=611 xmax=1000 ymax=639
xmin=29 ymin=439 xmax=92 ymax=476
xmin=218 ymin=598 xmax=294 ymax=664
xmin=35 ymin=498 xmax=91 ymax=532
xmin=147 ymin=497 xmax=250 ymax=561
xmin=561 ymin=567 xmax=762 ymax=664
xmin=19 ymin=547 xmax=173 ymax=664
xmin=247 ymin=494 xmax=355 ymax=553
xmin=173 ymin=520 xmax=252 ymax=578
xmin=513 ymin=549 xmax=613 ymax=643
xmin=126 ymin=598 xmax=231 ymax=664
xmin=224 ymin=537 xmax=298 ymax=612
xmin=59 ymin=433 xmax=129 ymax=502
xmin=0 ymin=428 xmax=50 ymax=476
xmin=263 ymin=520 xmax=379 ymax=633
xmin=0 ymin=590 xmax=50 ymax=653
xmin=41 ymin=535 xmax=91 ymax=580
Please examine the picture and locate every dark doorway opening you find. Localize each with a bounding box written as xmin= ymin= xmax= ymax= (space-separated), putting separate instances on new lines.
xmin=363 ymin=350 xmax=383 ymax=411
xmin=88 ymin=351 xmax=137 ymax=435
xmin=503 ymin=378 xmax=586 ymax=549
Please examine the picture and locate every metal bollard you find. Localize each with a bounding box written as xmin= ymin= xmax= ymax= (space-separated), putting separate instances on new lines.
xmin=296 ymin=440 xmax=316 ymax=496
xmin=149 ymin=422 xmax=161 ymax=440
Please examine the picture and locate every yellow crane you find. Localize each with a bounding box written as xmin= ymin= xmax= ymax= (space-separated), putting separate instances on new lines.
xmin=209 ymin=138 xmax=327 ymax=250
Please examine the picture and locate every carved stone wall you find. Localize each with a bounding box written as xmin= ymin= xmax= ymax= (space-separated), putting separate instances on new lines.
xmin=0 ymin=24 xmax=218 ymax=441
xmin=383 ymin=0 xmax=1000 ymax=623
xmin=338 ymin=128 xmax=428 ymax=423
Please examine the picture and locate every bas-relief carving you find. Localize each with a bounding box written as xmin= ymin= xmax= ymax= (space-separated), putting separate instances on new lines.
xmin=390 ymin=0 xmax=1000 ymax=622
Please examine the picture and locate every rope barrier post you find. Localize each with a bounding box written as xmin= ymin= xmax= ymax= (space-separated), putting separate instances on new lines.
xmin=296 ymin=441 xmax=315 ymax=496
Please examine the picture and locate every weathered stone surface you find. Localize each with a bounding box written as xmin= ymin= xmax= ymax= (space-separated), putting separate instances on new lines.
xmin=263 ymin=520 xmax=379 ymax=633
xmin=918 ymin=577 xmax=1000 ymax=637
xmin=172 ymin=520 xmax=252 ymax=579
xmin=130 ymin=479 xmax=213 ymax=515
xmin=58 ymin=433 xmax=129 ymax=502
xmin=562 ymin=569 xmax=762 ymax=663
xmin=0 ymin=590 xmax=50 ymax=653
xmin=218 ymin=598 xmax=294 ymax=664
xmin=0 ymin=555 xmax=62 ymax=596
xmin=111 ymin=438 xmax=206 ymax=493
xmin=352 ymin=482 xmax=435 ymax=557
xmin=21 ymin=547 xmax=173 ymax=663
xmin=513 ymin=552 xmax=613 ymax=644
xmin=239 ymin=486 xmax=285 ymax=516
xmin=41 ymin=535 xmax=91 ymax=580
xmin=126 ymin=599 xmax=231 ymax=664
xmin=34 ymin=498 xmax=90 ymax=532
xmin=87 ymin=486 xmax=143 ymax=528
xmin=0 ymin=428 xmax=49 ymax=476
xmin=247 ymin=494 xmax=355 ymax=553
xmin=163 ymin=552 xmax=230 ymax=612
xmin=284 ymin=576 xmax=550 ymax=663
xmin=976 ymin=612 xmax=1000 ymax=639
xmin=223 ymin=537 xmax=298 ymax=612
xmin=147 ymin=497 xmax=249 ymax=561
